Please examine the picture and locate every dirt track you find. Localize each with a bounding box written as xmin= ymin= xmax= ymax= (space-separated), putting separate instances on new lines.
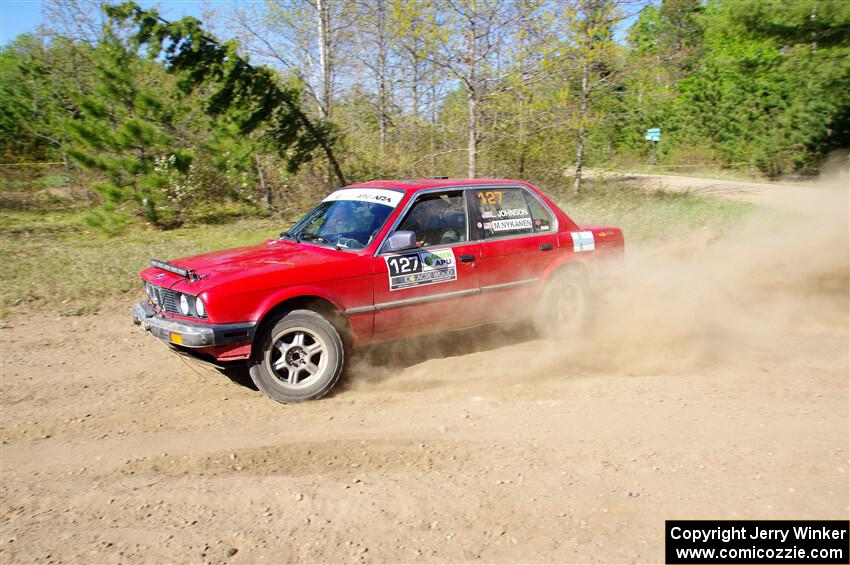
xmin=1 ymin=177 xmax=849 ymax=563
xmin=586 ymin=169 xmax=824 ymax=202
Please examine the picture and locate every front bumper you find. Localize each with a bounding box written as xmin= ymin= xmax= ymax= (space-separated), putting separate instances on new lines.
xmin=132 ymin=301 xmax=257 ymax=348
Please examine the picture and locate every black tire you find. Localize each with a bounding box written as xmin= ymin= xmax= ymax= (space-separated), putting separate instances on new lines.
xmin=533 ymin=267 xmax=588 ymax=340
xmin=249 ymin=309 xmax=345 ymax=403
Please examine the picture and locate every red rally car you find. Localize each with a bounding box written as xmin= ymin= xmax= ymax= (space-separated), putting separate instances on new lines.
xmin=133 ymin=179 xmax=623 ymax=403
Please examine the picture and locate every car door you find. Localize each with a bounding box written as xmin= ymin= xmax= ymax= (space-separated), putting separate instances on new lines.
xmin=474 ymin=186 xmax=559 ymax=322
xmin=371 ymin=189 xmax=482 ymax=339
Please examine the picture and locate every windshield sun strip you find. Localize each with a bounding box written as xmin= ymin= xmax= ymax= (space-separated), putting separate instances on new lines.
xmin=282 ymin=199 xmax=399 ymax=252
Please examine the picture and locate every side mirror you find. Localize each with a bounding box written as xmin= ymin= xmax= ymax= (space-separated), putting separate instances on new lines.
xmin=384 ymin=230 xmax=417 ymax=253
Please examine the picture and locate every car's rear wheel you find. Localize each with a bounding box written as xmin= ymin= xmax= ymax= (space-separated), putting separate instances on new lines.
xmin=249 ymin=310 xmax=345 ymax=403
xmin=534 ymin=268 xmax=588 ymax=339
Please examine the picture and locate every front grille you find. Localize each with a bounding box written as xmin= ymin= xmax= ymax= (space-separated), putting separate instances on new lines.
xmin=147 ymin=284 xmax=206 ymax=318
xmin=161 ymin=288 xmax=180 ymax=314
xmin=148 ymin=284 xmax=181 ymax=315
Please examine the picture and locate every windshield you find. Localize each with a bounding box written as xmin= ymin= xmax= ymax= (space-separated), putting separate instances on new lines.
xmin=283 ymin=189 xmax=401 ymax=250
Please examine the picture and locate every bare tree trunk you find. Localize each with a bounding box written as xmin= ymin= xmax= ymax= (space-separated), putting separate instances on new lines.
xmin=255 ymin=153 xmax=272 ymax=210
xmin=430 ymin=61 xmax=438 ymax=175
xmin=410 ymin=24 xmax=420 ymax=120
xmin=466 ymin=18 xmax=477 ymax=179
xmin=376 ymin=0 xmax=388 ymax=167
xmin=411 ymin=56 xmax=420 ymax=120
xmin=316 ymin=0 xmax=332 ymax=119
xmin=467 ymin=88 xmax=477 ymax=179
xmin=573 ymin=60 xmax=590 ymax=194
xmin=518 ymin=94 xmax=527 ymax=177
xmin=316 ymin=0 xmax=334 ymax=186
xmin=378 ymin=91 xmax=386 ymax=167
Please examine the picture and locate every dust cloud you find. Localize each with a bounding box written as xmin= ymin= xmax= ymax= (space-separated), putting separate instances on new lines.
xmin=554 ymin=166 xmax=849 ymax=376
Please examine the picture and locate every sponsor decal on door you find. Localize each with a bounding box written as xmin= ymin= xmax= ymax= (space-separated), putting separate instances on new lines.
xmin=385 ymin=248 xmax=457 ymax=291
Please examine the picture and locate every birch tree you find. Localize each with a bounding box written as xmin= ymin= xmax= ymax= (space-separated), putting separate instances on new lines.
xmin=388 ymin=0 xmax=447 ymax=173
xmin=564 ymin=0 xmax=618 ymax=193
xmin=426 ymin=0 xmax=526 ymax=178
xmin=231 ymin=0 xmax=356 ymax=120
xmin=351 ymin=0 xmax=394 ymax=163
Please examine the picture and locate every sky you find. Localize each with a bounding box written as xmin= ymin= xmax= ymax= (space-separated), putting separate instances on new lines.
xmin=1 ymin=0 xmax=43 ymax=44
xmin=1 ymin=0 xmax=645 ymax=48
xmin=0 ymin=0 xmax=213 ymax=46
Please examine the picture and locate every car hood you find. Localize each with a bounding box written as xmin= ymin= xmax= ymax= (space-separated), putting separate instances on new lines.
xmin=178 ymin=240 xmax=318 ymax=273
xmin=140 ymin=239 xmax=364 ymax=293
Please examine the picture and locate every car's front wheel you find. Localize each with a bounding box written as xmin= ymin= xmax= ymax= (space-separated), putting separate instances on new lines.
xmin=249 ymin=310 xmax=345 ymax=403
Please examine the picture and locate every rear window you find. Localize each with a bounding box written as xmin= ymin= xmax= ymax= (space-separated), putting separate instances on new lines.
xmin=476 ymin=188 xmax=534 ymax=238
xmin=524 ymin=192 xmax=554 ymax=233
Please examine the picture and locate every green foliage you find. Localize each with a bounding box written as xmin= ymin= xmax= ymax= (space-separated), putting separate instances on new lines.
xmin=624 ymin=0 xmax=850 ymax=177
xmin=2 ymin=0 xmax=847 ymax=232
xmin=64 ymin=37 xmax=192 ymax=228
xmin=105 ymin=2 xmax=346 ymax=185
xmin=0 ymin=35 xmax=83 ymax=163
xmin=732 ymin=0 xmax=850 ymax=48
xmin=679 ymin=1 xmax=848 ymax=175
xmin=0 ymin=39 xmax=44 ymax=161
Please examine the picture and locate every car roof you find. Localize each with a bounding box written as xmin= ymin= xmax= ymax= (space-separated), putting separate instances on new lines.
xmin=344 ymin=178 xmax=531 ymax=194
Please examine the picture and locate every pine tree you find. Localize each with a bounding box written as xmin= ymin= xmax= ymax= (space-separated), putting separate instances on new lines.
xmin=107 ymin=1 xmax=347 ymax=186
xmin=65 ymin=36 xmax=190 ymax=230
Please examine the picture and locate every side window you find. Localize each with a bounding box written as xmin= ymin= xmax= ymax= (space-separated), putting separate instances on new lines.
xmin=476 ymin=188 xmax=534 ymax=238
xmin=523 ymin=192 xmax=555 ymax=233
xmin=397 ymin=191 xmax=467 ymax=248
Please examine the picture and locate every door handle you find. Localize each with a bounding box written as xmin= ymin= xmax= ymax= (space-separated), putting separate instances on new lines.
xmin=539 ymin=243 xmax=554 ymax=251
xmin=459 ymin=254 xmax=476 ymax=262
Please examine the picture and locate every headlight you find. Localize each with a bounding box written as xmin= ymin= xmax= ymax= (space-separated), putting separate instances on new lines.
xmin=179 ymin=293 xmax=190 ymax=315
xmin=195 ymin=296 xmax=205 ymax=317
xmin=146 ymin=283 xmax=161 ymax=305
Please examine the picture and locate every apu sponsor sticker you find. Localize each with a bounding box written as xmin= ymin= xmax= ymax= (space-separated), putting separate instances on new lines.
xmin=570 ymin=231 xmax=595 ymax=252
xmin=323 ymin=188 xmax=402 ymax=208
xmin=385 ymin=248 xmax=457 ymax=291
